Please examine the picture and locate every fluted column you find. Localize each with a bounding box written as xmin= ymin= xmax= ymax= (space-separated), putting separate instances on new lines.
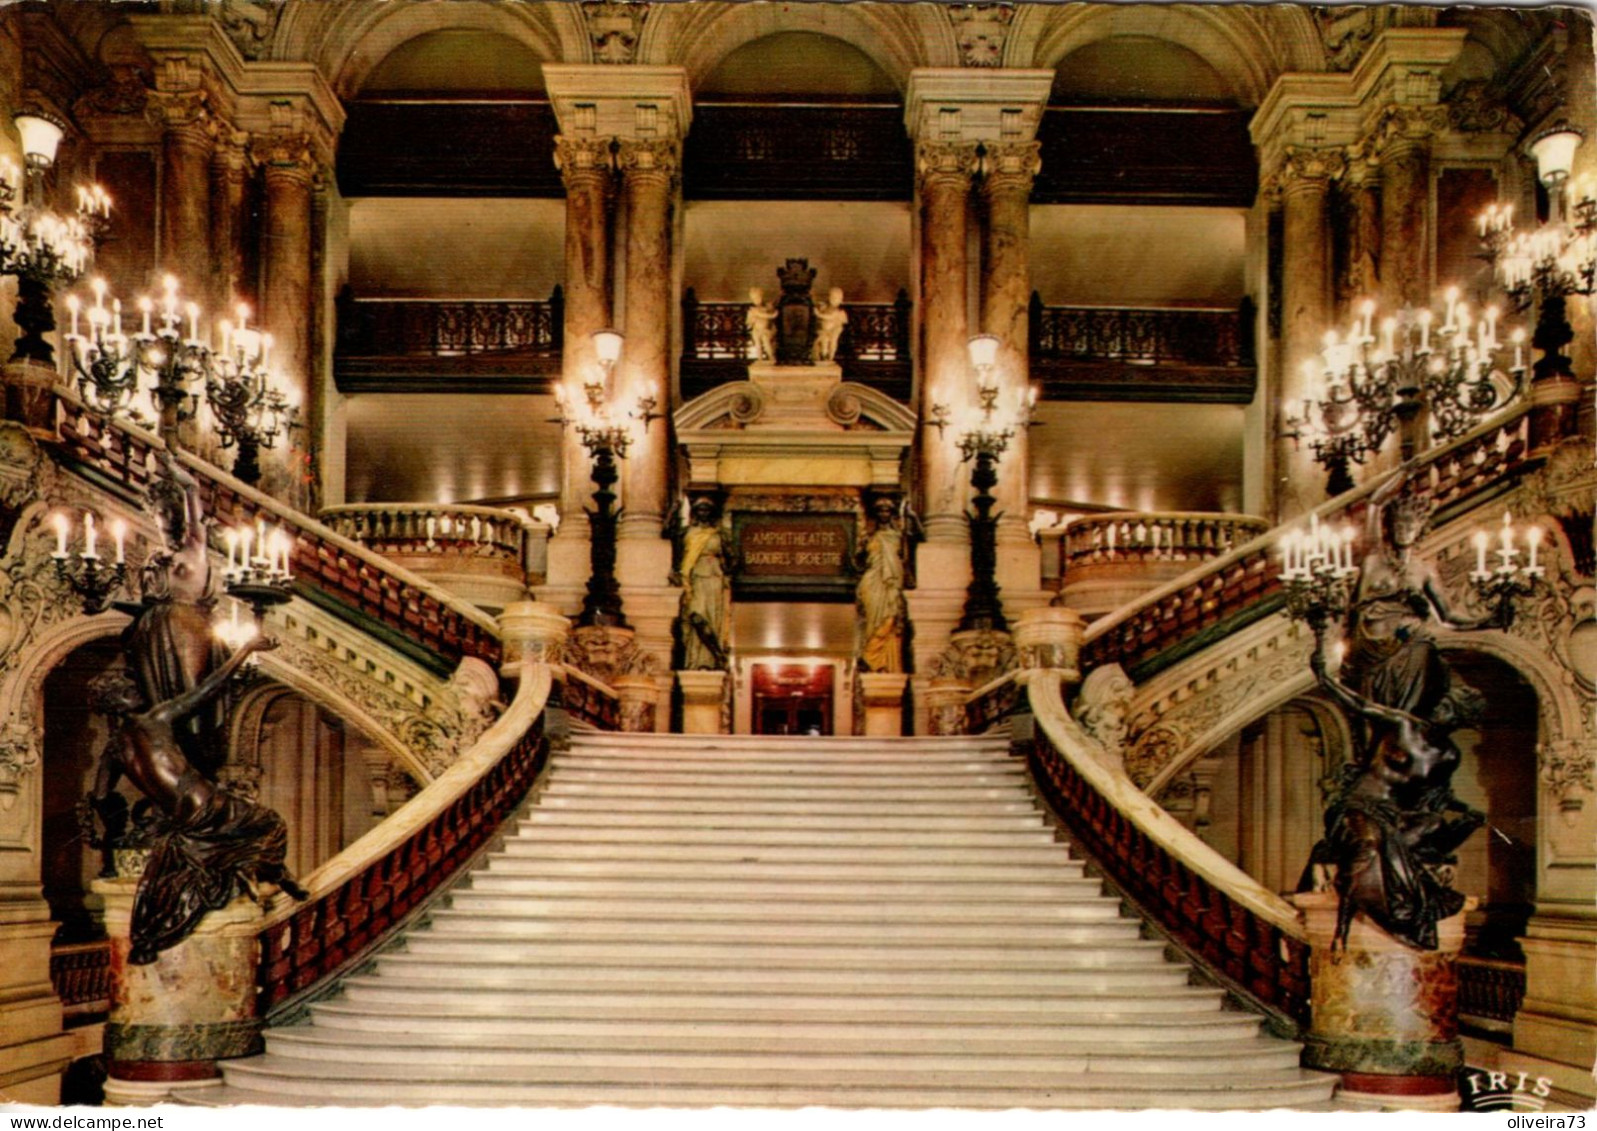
xmin=1277 ymin=148 xmax=1343 ymax=518
xmin=253 ymin=133 xmax=316 ymax=412
xmin=978 ymin=140 xmax=1041 ymax=594
xmin=149 ymin=92 xmax=215 ymax=297
xmin=917 ymin=140 xmax=981 ymax=543
xmin=553 ymin=135 xmax=615 ymax=547
xmin=209 ymin=124 xmax=250 ymax=313
xmin=1376 ymin=107 xmax=1444 ymax=310
xmin=615 ymin=138 xmax=677 ymax=543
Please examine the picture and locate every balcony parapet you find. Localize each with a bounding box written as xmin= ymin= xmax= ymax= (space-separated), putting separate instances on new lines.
xmin=1052 ymin=511 xmax=1269 ymax=618
xmin=333 ymin=289 xmax=564 ymax=393
xmin=321 ymin=503 xmax=551 ymax=614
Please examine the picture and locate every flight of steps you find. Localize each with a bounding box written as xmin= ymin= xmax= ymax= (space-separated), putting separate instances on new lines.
xmin=198 ymin=731 xmax=1338 ymax=1109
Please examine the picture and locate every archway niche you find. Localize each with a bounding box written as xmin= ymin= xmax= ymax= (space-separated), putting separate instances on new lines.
xmin=1051 ymin=36 xmax=1238 ymax=106
xmin=698 ymin=31 xmax=898 ymax=100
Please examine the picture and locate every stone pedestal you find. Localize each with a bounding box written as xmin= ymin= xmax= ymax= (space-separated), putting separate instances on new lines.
xmin=614 ymin=673 xmax=665 ymax=733
xmin=496 ymin=600 xmax=572 ymax=672
xmin=3 ymin=360 xmax=61 ymax=435
xmin=747 ymin=361 xmax=844 ymax=426
xmin=858 ymin=673 xmax=909 ymax=737
xmin=924 ymin=676 xmax=971 ymax=737
xmin=1293 ymin=891 xmax=1471 ymax=1111
xmin=677 ymin=670 xmax=728 ymax=734
xmin=95 ymin=875 xmax=265 ymax=1104
xmin=1013 ymin=605 xmax=1085 ymax=678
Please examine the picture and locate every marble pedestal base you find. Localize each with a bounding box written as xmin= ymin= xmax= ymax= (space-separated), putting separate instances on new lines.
xmin=3 ymin=360 xmax=61 ymax=436
xmin=924 ymin=677 xmax=971 ymax=736
xmin=858 ymin=672 xmax=909 ymax=736
xmin=1294 ymin=891 xmax=1470 ymax=1111
xmin=614 ymin=673 xmax=668 ymax=732
xmin=678 ymin=670 xmax=728 ymax=734
xmin=94 ymin=876 xmax=265 ymax=1104
xmin=1013 ymin=605 xmax=1085 ymax=677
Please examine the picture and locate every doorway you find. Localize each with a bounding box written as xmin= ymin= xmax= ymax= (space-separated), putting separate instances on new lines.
xmin=752 ymin=662 xmax=836 ymax=736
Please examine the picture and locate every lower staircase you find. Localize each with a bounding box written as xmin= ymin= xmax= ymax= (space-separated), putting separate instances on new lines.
xmin=199 ymin=731 xmax=1338 ymax=1108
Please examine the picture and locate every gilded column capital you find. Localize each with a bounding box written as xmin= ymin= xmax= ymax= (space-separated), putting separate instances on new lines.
xmin=1370 ymin=103 xmax=1449 ymax=155
xmin=978 ymin=140 xmax=1041 ymax=197
xmin=211 ymin=121 xmax=252 ymax=174
xmin=250 ymin=132 xmax=317 ymax=184
xmin=555 ymin=134 xmax=617 ymax=187
xmin=145 ymin=88 xmax=216 ymax=150
xmin=1270 ymin=146 xmax=1346 ymax=198
xmin=615 ymin=137 xmax=680 ymax=184
xmin=916 ymin=140 xmax=982 ymax=191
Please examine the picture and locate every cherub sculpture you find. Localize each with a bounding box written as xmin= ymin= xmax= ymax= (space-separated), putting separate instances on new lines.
xmin=813 ymin=287 xmax=849 ymax=363
xmin=746 ymin=287 xmax=778 ymax=362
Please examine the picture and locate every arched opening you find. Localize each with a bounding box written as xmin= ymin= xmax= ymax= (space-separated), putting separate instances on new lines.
xmin=698 ymin=32 xmax=898 ymax=100
xmin=1050 ymin=36 xmax=1238 ymax=107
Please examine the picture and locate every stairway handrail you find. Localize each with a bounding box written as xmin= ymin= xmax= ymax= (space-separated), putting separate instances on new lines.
xmin=1023 ymin=667 xmax=1311 ymax=1028
xmin=259 ymin=662 xmax=550 ymax=931
xmin=254 ymin=663 xmax=554 ymax=1017
xmin=49 ymin=391 xmax=502 ymax=657
xmin=1081 ymin=402 xmax=1536 ymax=665
xmin=1025 ymin=668 xmax=1304 ymax=938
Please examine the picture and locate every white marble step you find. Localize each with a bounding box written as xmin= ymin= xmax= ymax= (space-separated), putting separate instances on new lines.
xmin=519 ymin=810 xmax=1046 ymax=831
xmin=549 ymin=760 xmax=1022 ymax=776
xmin=396 ymin=936 xmax=1171 ymax=969
xmin=493 ymin=840 xmax=1073 ymax=864
xmin=442 ymin=893 xmax=1124 ymax=923
xmin=542 ymin=781 xmax=1035 ymax=801
xmin=567 ymin=734 xmax=1011 ymax=754
xmin=463 ymin=875 xmax=1101 ymax=900
xmin=256 ymin=1034 xmax=1299 ymax=1078
xmin=302 ymin=1003 xmax=1267 ymax=1045
xmin=202 ymin=1061 xmax=1338 ymax=1110
xmin=422 ymin=910 xmax=1139 ymax=943
xmin=546 ymin=769 xmax=1029 ymax=788
xmin=560 ymin=747 xmax=1019 ymax=765
xmin=535 ymin=794 xmax=1041 ymax=815
xmin=481 ymin=856 xmax=1087 ymax=880
xmin=366 ymin=956 xmax=1191 ymax=993
xmin=335 ymin=980 xmax=1228 ymax=1020
xmin=506 ymin=826 xmax=1060 ymax=846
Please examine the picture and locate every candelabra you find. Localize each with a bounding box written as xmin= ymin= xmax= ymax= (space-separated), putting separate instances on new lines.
xmin=551 ymin=330 xmax=659 ymax=629
xmin=208 ymin=305 xmax=296 ymax=486
xmin=1286 ymin=293 xmax=1526 ymax=494
xmin=221 ymin=517 xmax=295 ymax=620
xmin=1277 ymin=513 xmax=1358 ymax=642
xmin=1480 ymin=122 xmax=1596 ymax=389
xmin=1468 ymin=511 xmax=1546 ymax=627
xmin=50 ymin=510 xmax=128 ymax=615
xmin=1 ymin=114 xmax=110 ymax=366
xmin=935 ymin=335 xmax=1038 ymax=635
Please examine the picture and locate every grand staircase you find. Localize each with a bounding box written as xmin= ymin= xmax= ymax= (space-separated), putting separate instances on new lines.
xmin=200 ymin=731 xmax=1339 ymax=1109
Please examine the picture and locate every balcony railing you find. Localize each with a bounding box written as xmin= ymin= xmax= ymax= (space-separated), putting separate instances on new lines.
xmin=680 ymin=288 xmax=912 ymax=401
xmin=1030 ymin=296 xmax=1256 ymax=403
xmin=1458 ymin=955 xmax=1527 ymax=1030
xmin=1051 ymin=511 xmax=1270 ymax=618
xmin=50 ymin=938 xmax=111 ymax=1022
xmin=334 ymin=290 xmax=563 ymax=392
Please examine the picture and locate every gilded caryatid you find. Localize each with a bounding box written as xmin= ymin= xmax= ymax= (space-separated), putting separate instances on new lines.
xmin=855 ymin=494 xmax=910 ymax=673
xmin=671 ymin=495 xmax=732 ymax=671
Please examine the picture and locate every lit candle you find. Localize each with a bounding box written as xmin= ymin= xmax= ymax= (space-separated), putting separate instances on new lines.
xmin=1498 ymin=511 xmax=1515 ymax=569
xmin=1444 ymin=286 xmax=1459 ymax=331
xmin=1360 ymin=299 xmax=1375 ymax=340
xmin=1472 ymin=530 xmax=1489 ymax=578
xmin=1526 ymin=525 xmax=1543 ymax=574
xmin=256 ymin=519 xmax=268 ymax=566
xmin=225 ymin=528 xmax=238 ymax=575
xmin=82 ymin=512 xmax=97 ymax=560
xmin=51 ymin=513 xmax=69 ymax=559
xmin=219 ymin=319 xmax=232 ymax=359
xmin=112 ymin=298 xmax=122 ymax=338
xmin=110 ymin=518 xmax=126 ymax=564
xmin=139 ymin=296 xmax=152 ymax=337
xmin=1418 ymin=309 xmax=1432 ymax=353
xmin=66 ymin=294 xmax=80 ymax=338
xmin=1341 ymin=525 xmax=1355 ymax=573
xmin=1485 ymin=305 xmax=1499 ymax=350
xmin=239 ymin=526 xmax=253 ymax=572
xmin=1512 ymin=329 xmax=1526 ymax=371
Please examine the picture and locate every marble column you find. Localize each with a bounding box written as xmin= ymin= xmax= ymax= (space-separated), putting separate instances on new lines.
xmin=1276 ymin=148 xmax=1343 ymax=518
xmin=553 ymin=136 xmax=615 ymax=555
xmin=916 ymin=140 xmax=981 ymax=544
xmin=254 ymin=134 xmax=316 ymax=415
xmin=1376 ymin=108 xmax=1440 ymax=312
xmin=208 ymin=125 xmax=250 ymax=314
xmin=979 ymin=141 xmax=1043 ymax=607
xmin=615 ymin=138 xmax=676 ymax=542
xmin=611 ymin=138 xmax=680 ymax=669
xmin=150 ymin=93 xmax=214 ymax=302
xmin=1341 ymin=148 xmax=1381 ymax=307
